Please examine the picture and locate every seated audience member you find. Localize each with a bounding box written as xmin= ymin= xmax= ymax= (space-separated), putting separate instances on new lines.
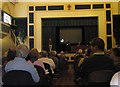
xmin=110 ymin=71 xmax=120 ymax=87
xmin=105 ymin=49 xmax=112 ymax=56
xmin=78 ymin=37 xmax=115 ymax=84
xmin=74 ymin=49 xmax=84 ymax=79
xmin=75 ymin=49 xmax=84 ymax=58
xmin=49 ymin=50 xmax=59 ymax=72
xmin=28 ymin=48 xmax=46 ymax=74
xmin=2 ymin=48 xmax=16 ymax=66
xmin=110 ymin=48 xmax=120 ymax=72
xmin=28 ymin=48 xmax=52 ymax=85
xmin=74 ymin=49 xmax=85 ymax=66
xmin=5 ymin=44 xmax=40 ymax=83
xmin=2 ymin=48 xmax=16 ymax=76
xmin=38 ymin=50 xmax=55 ymax=74
xmin=84 ymin=48 xmax=92 ymax=57
xmin=58 ymin=51 xmax=67 ymax=72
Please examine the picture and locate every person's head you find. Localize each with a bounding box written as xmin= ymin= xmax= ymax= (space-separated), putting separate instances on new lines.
xmin=7 ymin=48 xmax=16 ymax=61
xmin=49 ymin=50 xmax=57 ymax=57
xmin=84 ymin=48 xmax=92 ymax=57
xmin=49 ymin=38 xmax=52 ymax=41
xmin=41 ymin=50 xmax=48 ymax=57
xmin=60 ymin=51 xmax=64 ymax=54
xmin=28 ymin=48 xmax=39 ymax=61
xmin=76 ymin=49 xmax=83 ymax=54
xmin=39 ymin=52 xmax=42 ymax=58
xmin=110 ymin=48 xmax=120 ymax=63
xmin=90 ymin=37 xmax=105 ymax=53
xmin=16 ymin=44 xmax=29 ymax=59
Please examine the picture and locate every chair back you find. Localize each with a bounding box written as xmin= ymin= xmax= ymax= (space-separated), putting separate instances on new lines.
xmin=43 ymin=63 xmax=52 ymax=74
xmin=88 ymin=70 xmax=114 ymax=83
xmin=87 ymin=70 xmax=114 ymax=86
xmin=34 ymin=65 xmax=52 ymax=86
xmin=2 ymin=70 xmax=35 ymax=86
xmin=34 ymin=65 xmax=45 ymax=76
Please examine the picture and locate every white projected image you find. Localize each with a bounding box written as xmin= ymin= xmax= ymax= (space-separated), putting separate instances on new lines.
xmin=3 ymin=13 xmax=11 ymax=25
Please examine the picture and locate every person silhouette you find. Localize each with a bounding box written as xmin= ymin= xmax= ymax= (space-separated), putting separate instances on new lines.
xmin=49 ymin=38 xmax=52 ymax=52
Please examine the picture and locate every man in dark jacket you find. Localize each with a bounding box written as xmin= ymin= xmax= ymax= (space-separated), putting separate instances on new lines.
xmin=78 ymin=37 xmax=115 ymax=84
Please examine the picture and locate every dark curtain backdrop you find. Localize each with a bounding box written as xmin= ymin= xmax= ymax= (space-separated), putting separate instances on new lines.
xmin=84 ymin=26 xmax=98 ymax=44
xmin=42 ymin=17 xmax=98 ymax=52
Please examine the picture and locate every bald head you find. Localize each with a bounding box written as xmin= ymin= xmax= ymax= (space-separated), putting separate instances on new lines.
xmin=16 ymin=44 xmax=29 ymax=58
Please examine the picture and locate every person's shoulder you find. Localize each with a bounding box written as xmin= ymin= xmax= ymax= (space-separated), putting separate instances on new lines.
xmin=38 ymin=58 xmax=44 ymax=60
xmin=110 ymin=71 xmax=120 ymax=85
xmin=93 ymin=54 xmax=109 ymax=59
xmin=34 ymin=60 xmax=42 ymax=64
xmin=84 ymin=55 xmax=94 ymax=61
xmin=81 ymin=57 xmax=91 ymax=64
xmin=113 ymin=71 xmax=119 ymax=76
xmin=48 ymin=58 xmax=54 ymax=61
xmin=26 ymin=62 xmax=36 ymax=69
xmin=103 ymin=54 xmax=110 ymax=58
xmin=82 ymin=55 xmax=96 ymax=64
xmin=115 ymin=71 xmax=120 ymax=76
xmin=26 ymin=60 xmax=34 ymax=66
xmin=5 ymin=59 xmax=14 ymax=65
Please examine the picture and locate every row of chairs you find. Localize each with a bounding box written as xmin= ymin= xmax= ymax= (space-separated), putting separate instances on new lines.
xmin=76 ymin=70 xmax=115 ymax=87
xmin=2 ymin=63 xmax=54 ymax=86
xmin=2 ymin=54 xmax=68 ymax=86
xmin=2 ymin=64 xmax=115 ymax=86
